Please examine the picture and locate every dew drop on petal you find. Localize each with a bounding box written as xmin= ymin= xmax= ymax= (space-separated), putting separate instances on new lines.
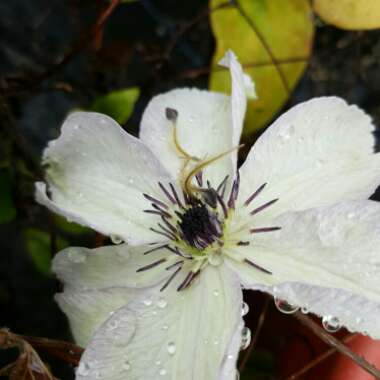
xmin=213 ymin=339 xmax=219 ymax=346
xmin=157 ymin=297 xmax=167 ymax=309
xmin=301 ymin=307 xmax=308 ymax=314
xmin=68 ymin=249 xmax=86 ymax=264
xmin=110 ymin=235 xmax=123 ymax=245
xmin=274 ymin=297 xmax=299 ymax=314
xmin=167 ymin=341 xmax=176 ymax=355
xmin=241 ymin=302 xmax=249 ymax=316
xmin=77 ymin=361 xmax=90 ymax=376
xmin=322 ymin=315 xmax=341 ymax=333
xmin=162 ymin=324 xmax=169 ymax=331
xmin=106 ymin=319 xmax=119 ymax=331
xmin=240 ymin=327 xmax=251 ymax=350
xmin=155 ymin=360 xmax=161 ymax=366
xmin=213 ymin=289 xmax=219 ymax=297
xmin=159 ymin=368 xmax=167 ymax=376
xmin=143 ymin=298 xmax=153 ymax=306
xmin=122 ymin=360 xmax=131 ymax=371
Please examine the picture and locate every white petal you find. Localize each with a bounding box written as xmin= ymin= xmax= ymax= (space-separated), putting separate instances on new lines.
xmin=56 ymin=288 xmax=139 ymax=347
xmin=238 ymin=97 xmax=380 ymax=218
xmin=37 ymin=112 xmax=173 ymax=244
xmin=76 ymin=266 xmax=242 ymax=380
xmin=219 ymin=50 xmax=256 ymax=146
xmin=139 ymin=88 xmax=234 ymax=187
xmin=53 ymin=244 xmax=172 ymax=290
xmin=226 ymin=200 xmax=380 ymax=338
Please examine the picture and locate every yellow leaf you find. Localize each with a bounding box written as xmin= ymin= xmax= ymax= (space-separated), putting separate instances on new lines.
xmin=314 ymin=0 xmax=380 ymax=30
xmin=209 ymin=0 xmax=314 ymax=136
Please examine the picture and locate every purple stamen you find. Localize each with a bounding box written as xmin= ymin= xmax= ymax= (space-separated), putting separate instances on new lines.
xmin=244 ymin=258 xmax=272 ymax=274
xmin=216 ymin=175 xmax=229 ymax=198
xmin=160 ymin=265 xmax=182 ymax=292
xmin=250 ymin=198 xmax=279 ymax=216
xmin=150 ymin=227 xmax=176 ymax=241
xmin=166 ymin=260 xmax=184 ymax=270
xmin=143 ymin=193 xmax=168 ymax=209
xmin=159 ymin=182 xmax=176 ymax=204
xmin=244 ymin=183 xmax=267 ymax=206
xmin=136 ymin=258 xmax=166 ymax=272
xmin=195 ymin=171 xmax=203 ymax=187
xmin=143 ymin=244 xmax=168 ymax=255
xmin=227 ymin=172 xmax=240 ymax=209
xmin=250 ymin=227 xmax=281 ymax=234
xmin=169 ymin=183 xmax=183 ymax=208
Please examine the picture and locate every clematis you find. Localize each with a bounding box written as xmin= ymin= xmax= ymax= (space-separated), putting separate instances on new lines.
xmin=36 ymin=50 xmax=380 ymax=380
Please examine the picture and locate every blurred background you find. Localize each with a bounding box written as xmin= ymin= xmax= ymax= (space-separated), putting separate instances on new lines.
xmin=1 ymin=0 xmax=380 ymax=379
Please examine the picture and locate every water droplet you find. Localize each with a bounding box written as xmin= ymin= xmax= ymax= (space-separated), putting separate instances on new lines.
xmin=77 ymin=361 xmax=90 ymax=376
xmin=143 ymin=298 xmax=153 ymax=306
xmin=274 ymin=297 xmax=299 ymax=314
xmin=162 ymin=324 xmax=169 ymax=331
xmin=301 ymin=307 xmax=308 ymax=314
xmin=157 ymin=297 xmax=167 ymax=309
xmin=241 ymin=302 xmax=249 ymax=316
xmin=347 ymin=212 xmax=355 ymax=219
xmin=227 ymin=354 xmax=234 ymax=360
xmin=110 ymin=235 xmax=123 ymax=245
xmin=122 ymin=360 xmax=131 ymax=371
xmin=68 ymin=249 xmax=86 ymax=264
xmin=167 ymin=341 xmax=176 ymax=355
xmin=159 ymin=368 xmax=167 ymax=376
xmin=240 ymin=327 xmax=251 ymax=350
xmin=155 ymin=360 xmax=161 ymax=366
xmin=208 ymin=253 xmax=223 ymax=266
xmin=128 ymin=178 xmax=134 ymax=185
xmin=213 ymin=339 xmax=219 ymax=346
xmin=322 ymin=315 xmax=341 ymax=332
xmin=73 ymin=124 xmax=80 ymax=130
xmin=355 ymin=317 xmax=363 ymax=324
xmin=213 ymin=290 xmax=219 ymax=297
xmin=106 ymin=319 xmax=119 ymax=331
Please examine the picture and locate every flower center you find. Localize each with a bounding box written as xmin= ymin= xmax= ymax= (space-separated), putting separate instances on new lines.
xmin=177 ymin=198 xmax=222 ymax=250
xmin=136 ymin=107 xmax=280 ymax=292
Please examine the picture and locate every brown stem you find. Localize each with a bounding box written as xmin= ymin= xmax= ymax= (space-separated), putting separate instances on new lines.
xmin=22 ymin=335 xmax=84 ymax=366
xmin=285 ymin=333 xmax=357 ymax=380
xmin=294 ymin=312 xmax=380 ymax=379
xmin=4 ymin=0 xmax=120 ymax=97
xmin=239 ymin=296 xmax=270 ymax=372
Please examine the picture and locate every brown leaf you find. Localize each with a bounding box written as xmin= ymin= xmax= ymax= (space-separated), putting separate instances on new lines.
xmin=0 ymin=329 xmax=57 ymax=380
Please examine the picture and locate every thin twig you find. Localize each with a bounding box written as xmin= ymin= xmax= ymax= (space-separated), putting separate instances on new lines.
xmin=164 ymin=1 xmax=233 ymax=59
xmin=294 ymin=312 xmax=380 ymax=379
xmin=22 ymin=335 xmax=84 ymax=366
xmin=285 ymin=333 xmax=357 ymax=380
xmin=3 ymin=0 xmax=120 ymax=97
xmin=239 ymin=296 xmax=270 ymax=372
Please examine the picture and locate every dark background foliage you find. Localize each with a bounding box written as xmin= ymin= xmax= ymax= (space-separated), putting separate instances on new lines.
xmin=0 ymin=1 xmax=379 ymax=379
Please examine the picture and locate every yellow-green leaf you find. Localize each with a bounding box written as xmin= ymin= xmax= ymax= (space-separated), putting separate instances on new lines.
xmin=90 ymin=87 xmax=140 ymax=125
xmin=210 ymin=0 xmax=314 ymax=136
xmin=314 ymin=0 xmax=380 ymax=30
xmin=23 ymin=228 xmax=69 ymax=275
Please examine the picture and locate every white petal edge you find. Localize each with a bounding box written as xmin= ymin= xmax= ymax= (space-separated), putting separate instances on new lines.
xmin=75 ymin=265 xmax=243 ymax=380
xmin=238 ymin=97 xmax=380 ymax=220
xmin=56 ymin=287 xmax=140 ymax=347
xmin=37 ymin=111 xmax=174 ymax=245
xmin=226 ymin=200 xmax=380 ymax=338
xmin=53 ymin=244 xmax=173 ymax=290
xmin=219 ymin=50 xmax=255 ymax=146
xmin=139 ymin=88 xmax=234 ymax=188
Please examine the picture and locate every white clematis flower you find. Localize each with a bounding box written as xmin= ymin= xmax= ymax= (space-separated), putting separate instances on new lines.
xmin=36 ymin=50 xmax=380 ymax=380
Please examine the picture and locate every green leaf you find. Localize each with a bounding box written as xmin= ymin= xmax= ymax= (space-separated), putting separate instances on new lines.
xmin=90 ymin=87 xmax=140 ymax=124
xmin=0 ymin=168 xmax=16 ymax=224
xmin=210 ymin=0 xmax=314 ymax=136
xmin=23 ymin=228 xmax=69 ymax=275
xmin=314 ymin=0 xmax=380 ymax=30
xmin=54 ymin=215 xmax=91 ymax=235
